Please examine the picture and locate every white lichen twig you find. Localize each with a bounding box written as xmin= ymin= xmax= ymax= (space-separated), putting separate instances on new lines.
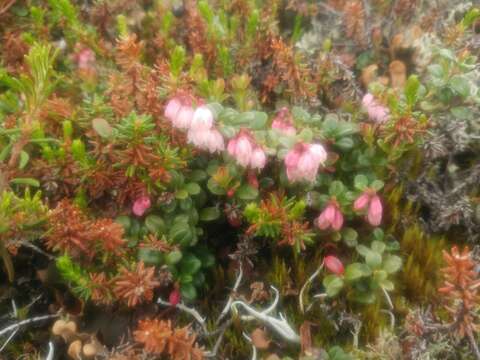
xmin=216 ymin=263 xmax=243 ymax=325
xmin=157 ymin=298 xmax=208 ymax=334
xmin=242 ymin=332 xmax=257 ymax=360
xmin=45 ymin=341 xmax=54 ymax=360
xmin=0 ymin=313 xmax=59 ymax=338
xmin=299 ymin=261 xmax=324 ymax=314
xmin=231 ymin=286 xmax=300 ymax=344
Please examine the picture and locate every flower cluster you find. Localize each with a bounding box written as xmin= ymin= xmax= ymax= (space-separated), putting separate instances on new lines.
xmin=227 ymin=130 xmax=267 ymax=170
xmin=165 ymin=98 xmax=224 ymax=153
xmin=284 ymin=142 xmax=327 ymax=183
xmin=316 ymin=200 xmax=343 ymax=231
xmin=354 ymin=190 xmax=383 ymax=226
xmin=362 ymin=93 xmax=389 ymax=124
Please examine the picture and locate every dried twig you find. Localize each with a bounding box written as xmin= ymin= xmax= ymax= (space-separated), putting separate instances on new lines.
xmin=0 ymin=313 xmax=59 ymax=338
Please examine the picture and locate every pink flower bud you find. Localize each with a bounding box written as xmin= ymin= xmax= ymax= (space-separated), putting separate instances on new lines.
xmin=164 ymin=98 xmax=181 ymax=121
xmin=316 ymin=203 xmax=336 ymax=230
xmin=353 ymin=193 xmax=370 ymax=211
xmin=324 ymin=255 xmax=344 ymax=275
xmin=250 ymin=147 xmax=267 ymax=170
xmin=169 ymin=288 xmax=181 ymax=306
xmin=317 ymin=201 xmax=343 ymax=231
xmin=190 ymin=106 xmax=213 ymax=131
xmin=132 ymin=196 xmax=151 ymax=217
xmin=367 ymin=195 xmax=383 ymax=226
xmin=77 ymin=48 xmax=95 ymax=70
xmin=362 ymin=93 xmax=389 ymax=124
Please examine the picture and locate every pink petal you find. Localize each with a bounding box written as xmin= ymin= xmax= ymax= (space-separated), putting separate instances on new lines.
xmin=324 ymin=255 xmax=345 ymax=275
xmin=316 ymin=211 xmax=330 ymax=230
xmin=173 ymin=106 xmax=194 ymax=129
xmin=250 ymin=147 xmax=267 ymax=170
xmin=191 ymin=106 xmax=213 ymax=131
xmin=235 ymin=136 xmax=253 ymax=167
xmin=227 ymin=138 xmax=237 ymax=156
xmin=164 ymin=98 xmax=181 ymax=121
xmin=332 ymin=208 xmax=344 ymax=231
xmin=309 ymin=143 xmax=327 ymax=164
xmin=354 ymin=193 xmax=370 ymax=211
xmin=362 ymin=93 xmax=374 ymax=108
xmin=367 ymin=195 xmax=382 ymax=226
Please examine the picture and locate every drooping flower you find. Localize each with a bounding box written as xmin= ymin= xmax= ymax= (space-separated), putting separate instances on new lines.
xmin=190 ymin=105 xmax=214 ymax=131
xmin=284 ymin=142 xmax=327 ymax=183
xmin=353 ymin=190 xmax=383 ymax=226
xmin=187 ymin=126 xmax=225 ymax=153
xmin=324 ymin=255 xmax=345 ymax=275
xmin=164 ymin=98 xmax=194 ymax=130
xmin=227 ymin=131 xmax=267 ymax=170
xmin=368 ymin=195 xmax=382 ymax=226
xmin=316 ymin=201 xmax=343 ymax=231
xmin=271 ymin=107 xmax=296 ymax=136
xmin=133 ymin=196 xmax=151 ymax=217
xmin=362 ymin=93 xmax=389 ymax=124
xmin=76 ymin=47 xmax=96 ymax=70
xmin=250 ymin=147 xmax=267 ymax=170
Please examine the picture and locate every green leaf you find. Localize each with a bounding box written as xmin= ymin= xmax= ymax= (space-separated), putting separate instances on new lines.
xmin=371 ymin=240 xmax=386 ymax=254
xmin=115 ymin=215 xmax=131 ymax=231
xmin=138 ymin=248 xmax=163 ymax=265
xmin=342 ymin=228 xmax=358 ymax=247
xmin=236 ymin=184 xmax=258 ymax=200
xmin=380 ymin=279 xmax=394 ymax=291
xmin=189 ymin=169 xmax=207 ymax=182
xmin=250 ymin=111 xmax=268 ymax=130
xmin=10 ymin=178 xmax=40 ymax=187
xmin=199 ymin=206 xmax=220 ymax=221
xmin=185 ymin=182 xmax=201 ymax=195
xmin=329 ymin=181 xmax=344 ymax=197
xmin=366 ymin=251 xmax=382 ymax=268
xmin=335 ymin=137 xmax=354 ymax=150
xmin=169 ymin=223 xmax=193 ymax=246
xmin=323 ymin=275 xmax=344 ymax=297
xmin=165 ymin=250 xmax=183 ymax=265
xmin=145 ymin=215 xmax=165 ymax=234
xmin=19 ymin=151 xmax=29 ymax=170
xmin=370 ymin=180 xmax=384 ymax=191
xmin=450 ymin=106 xmax=472 ymax=120
xmin=383 ymin=255 xmax=402 ymax=274
xmin=354 ymin=175 xmax=368 ymax=190
xmin=345 ymin=263 xmax=371 ymax=281
xmin=92 ymin=118 xmax=112 ymax=138
xmin=175 ymin=189 xmax=189 ymax=200
xmin=180 ymin=283 xmax=197 ymax=300
xmin=180 ymin=253 xmax=202 ymax=275
xmin=207 ymin=178 xmax=226 ymax=195
xmin=450 ymin=75 xmax=470 ymax=98
xmin=405 ymin=75 xmax=420 ymax=107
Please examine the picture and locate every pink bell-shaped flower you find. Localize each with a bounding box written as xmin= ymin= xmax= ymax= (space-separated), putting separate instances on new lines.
xmin=132 ymin=196 xmax=151 ymax=217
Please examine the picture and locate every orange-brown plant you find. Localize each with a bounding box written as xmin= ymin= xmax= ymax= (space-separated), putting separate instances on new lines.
xmin=439 ymin=246 xmax=480 ymax=356
xmin=113 ymin=262 xmax=160 ymax=307
xmin=134 ymin=318 xmax=203 ymax=359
